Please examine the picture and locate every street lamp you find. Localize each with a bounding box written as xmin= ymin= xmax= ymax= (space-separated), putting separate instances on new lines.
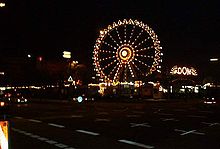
xmin=0 ymin=2 xmax=5 ymax=7
xmin=63 ymin=51 xmax=71 ymax=59
xmin=210 ymin=58 xmax=218 ymax=62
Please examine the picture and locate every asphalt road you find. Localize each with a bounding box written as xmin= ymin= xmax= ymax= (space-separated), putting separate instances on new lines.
xmin=3 ymin=99 xmax=220 ymax=149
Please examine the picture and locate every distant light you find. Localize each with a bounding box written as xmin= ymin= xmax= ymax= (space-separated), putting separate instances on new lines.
xmin=77 ymin=96 xmax=83 ymax=103
xmin=210 ymin=58 xmax=218 ymax=62
xmin=63 ymin=51 xmax=71 ymax=59
xmin=0 ymin=72 xmax=4 ymax=75
xmin=28 ymin=54 xmax=31 ymax=58
xmin=38 ymin=56 xmax=43 ymax=62
xmin=0 ymin=3 xmax=5 ymax=7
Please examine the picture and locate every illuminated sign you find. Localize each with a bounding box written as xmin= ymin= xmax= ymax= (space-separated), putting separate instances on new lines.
xmin=170 ymin=66 xmax=198 ymax=76
xmin=68 ymin=76 xmax=73 ymax=82
xmin=0 ymin=121 xmax=9 ymax=149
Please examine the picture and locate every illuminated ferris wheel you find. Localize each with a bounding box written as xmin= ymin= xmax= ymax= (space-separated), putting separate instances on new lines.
xmin=93 ymin=19 xmax=162 ymax=83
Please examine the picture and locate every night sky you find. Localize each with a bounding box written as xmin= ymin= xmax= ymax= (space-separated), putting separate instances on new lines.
xmin=1 ymin=0 xmax=220 ymax=71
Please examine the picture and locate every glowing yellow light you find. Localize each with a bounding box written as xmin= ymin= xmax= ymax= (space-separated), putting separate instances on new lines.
xmin=210 ymin=58 xmax=218 ymax=62
xmin=170 ymin=66 xmax=198 ymax=76
xmin=0 ymin=3 xmax=5 ymax=7
xmin=63 ymin=51 xmax=71 ymax=59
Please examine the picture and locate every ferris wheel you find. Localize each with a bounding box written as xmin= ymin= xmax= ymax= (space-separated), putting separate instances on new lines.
xmin=93 ymin=19 xmax=162 ymax=83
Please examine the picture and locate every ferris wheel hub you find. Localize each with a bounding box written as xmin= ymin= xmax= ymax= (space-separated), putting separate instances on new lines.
xmin=117 ymin=45 xmax=134 ymax=64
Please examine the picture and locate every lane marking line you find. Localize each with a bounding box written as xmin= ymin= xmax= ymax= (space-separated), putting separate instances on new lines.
xmin=76 ymin=129 xmax=100 ymax=136
xmin=132 ymin=111 xmax=145 ymax=114
xmin=95 ymin=118 xmax=111 ymax=122
xmin=161 ymin=118 xmax=179 ymax=122
xmin=28 ymin=119 xmax=42 ymax=123
xmin=173 ymin=109 xmax=186 ymax=112
xmin=97 ymin=112 xmax=109 ymax=115
xmin=48 ymin=123 xmax=65 ymax=128
xmin=55 ymin=143 xmax=68 ymax=148
xmin=126 ymin=115 xmax=141 ymax=118
xmin=46 ymin=140 xmax=58 ymax=144
xmin=37 ymin=137 xmax=49 ymax=141
xmin=118 ymin=139 xmax=155 ymax=149
xmin=174 ymin=129 xmax=205 ymax=136
xmin=158 ymin=113 xmax=173 ymax=116
xmin=202 ymin=122 xmax=220 ymax=126
xmin=30 ymin=135 xmax=40 ymax=138
xmin=130 ymin=123 xmax=151 ymax=128
xmin=187 ymin=115 xmax=207 ymax=118
xmin=12 ymin=127 xmax=75 ymax=148
xmin=15 ymin=116 xmax=23 ymax=119
xmin=71 ymin=115 xmax=83 ymax=118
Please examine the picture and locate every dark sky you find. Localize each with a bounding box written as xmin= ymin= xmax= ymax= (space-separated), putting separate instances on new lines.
xmin=1 ymin=0 xmax=220 ymax=70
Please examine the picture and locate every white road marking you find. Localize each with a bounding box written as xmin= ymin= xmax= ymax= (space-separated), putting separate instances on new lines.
xmin=158 ymin=113 xmax=173 ymax=116
xmin=28 ymin=119 xmax=42 ymax=123
xmin=23 ymin=132 xmax=33 ymax=136
xmin=118 ymin=139 xmax=155 ymax=149
xmin=76 ymin=129 xmax=100 ymax=136
xmin=12 ymin=128 xmax=76 ymax=148
xmin=126 ymin=115 xmax=141 ymax=118
xmin=199 ymin=111 xmax=214 ymax=114
xmin=15 ymin=116 xmax=23 ymax=119
xmin=187 ymin=115 xmax=207 ymax=118
xmin=97 ymin=112 xmax=109 ymax=115
xmin=71 ymin=115 xmax=83 ymax=118
xmin=173 ymin=109 xmax=186 ymax=112
xmin=130 ymin=123 xmax=151 ymax=128
xmin=161 ymin=118 xmax=179 ymax=122
xmin=95 ymin=118 xmax=111 ymax=122
xmin=46 ymin=140 xmax=58 ymax=144
xmin=132 ymin=111 xmax=145 ymax=114
xmin=113 ymin=108 xmax=128 ymax=112
xmin=55 ymin=143 xmax=68 ymax=148
xmin=48 ymin=123 xmax=65 ymax=128
xmin=174 ymin=129 xmax=205 ymax=136
xmin=37 ymin=137 xmax=49 ymax=141
xmin=202 ymin=122 xmax=220 ymax=126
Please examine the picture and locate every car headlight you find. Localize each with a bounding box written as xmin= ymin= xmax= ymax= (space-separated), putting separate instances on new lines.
xmin=18 ymin=99 xmax=20 ymax=102
xmin=25 ymin=99 xmax=27 ymax=102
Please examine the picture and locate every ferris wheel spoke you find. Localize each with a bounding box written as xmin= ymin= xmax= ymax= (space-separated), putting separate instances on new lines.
xmin=108 ymin=62 xmax=119 ymax=79
xmin=131 ymin=61 xmax=145 ymax=76
xmin=100 ymin=49 xmax=116 ymax=54
xmin=115 ymin=28 xmax=123 ymax=44
xmin=128 ymin=63 xmax=135 ymax=78
xmin=113 ymin=63 xmax=122 ymax=81
xmin=135 ymin=54 xmax=154 ymax=59
xmin=134 ymin=37 xmax=151 ymax=49
xmin=128 ymin=25 xmax=136 ymax=44
xmin=123 ymin=25 xmax=127 ymax=43
xmin=104 ymin=59 xmax=117 ymax=69
xmin=100 ymin=56 xmax=116 ymax=62
xmin=134 ymin=58 xmax=151 ymax=68
xmin=135 ymin=46 xmax=154 ymax=53
xmin=102 ymin=41 xmax=118 ymax=51
xmin=108 ymin=33 xmax=120 ymax=47
xmin=131 ymin=29 xmax=144 ymax=46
